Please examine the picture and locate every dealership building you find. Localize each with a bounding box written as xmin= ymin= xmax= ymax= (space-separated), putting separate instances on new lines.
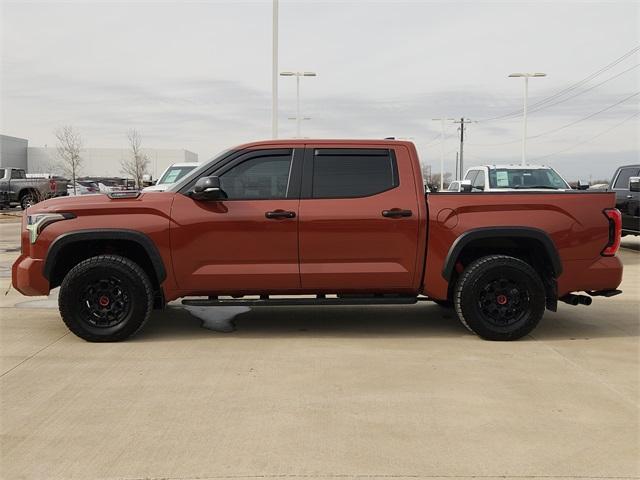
xmin=1 ymin=134 xmax=198 ymax=180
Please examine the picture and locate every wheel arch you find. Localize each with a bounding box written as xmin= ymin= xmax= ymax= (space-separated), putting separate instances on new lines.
xmin=442 ymin=227 xmax=562 ymax=280
xmin=442 ymin=227 xmax=562 ymax=311
xmin=43 ymin=229 xmax=166 ymax=290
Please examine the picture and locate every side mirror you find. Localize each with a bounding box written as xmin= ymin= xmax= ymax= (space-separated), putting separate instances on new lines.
xmin=459 ymin=180 xmax=473 ymax=193
xmin=191 ymin=176 xmax=227 ymax=201
xmin=577 ymin=180 xmax=589 ymax=190
xmin=629 ymin=177 xmax=640 ymax=193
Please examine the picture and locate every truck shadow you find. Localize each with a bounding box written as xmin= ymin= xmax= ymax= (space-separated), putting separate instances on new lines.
xmin=134 ymin=303 xmax=636 ymax=342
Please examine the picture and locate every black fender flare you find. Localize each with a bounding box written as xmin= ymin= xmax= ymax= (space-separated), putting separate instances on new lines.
xmin=43 ymin=229 xmax=166 ymax=282
xmin=441 ymin=227 xmax=562 ymax=280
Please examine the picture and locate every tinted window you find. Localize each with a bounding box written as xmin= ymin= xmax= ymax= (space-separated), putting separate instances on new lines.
xmin=0 ymin=169 xmax=5 ymax=179
xmin=614 ymin=167 xmax=640 ymax=189
xmin=312 ymin=149 xmax=398 ymax=198
xmin=220 ymin=154 xmax=292 ymax=199
xmin=11 ymin=169 xmax=26 ymax=179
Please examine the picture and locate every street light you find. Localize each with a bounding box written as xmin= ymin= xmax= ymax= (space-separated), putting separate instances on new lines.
xmin=509 ymin=72 xmax=546 ymax=165
xmin=280 ymin=71 xmax=317 ymax=138
xmin=271 ymin=0 xmax=279 ymax=138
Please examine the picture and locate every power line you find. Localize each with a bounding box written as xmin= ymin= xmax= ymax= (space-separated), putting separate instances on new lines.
xmin=527 ymin=90 xmax=639 ymax=140
xmin=477 ymin=46 xmax=640 ymax=123
xmin=527 ymin=63 xmax=639 ymax=115
xmin=468 ymin=90 xmax=640 ymax=147
xmin=531 ymin=111 xmax=640 ymax=161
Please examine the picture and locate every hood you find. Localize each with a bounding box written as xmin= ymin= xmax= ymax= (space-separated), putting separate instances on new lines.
xmin=26 ymin=191 xmax=176 ymax=215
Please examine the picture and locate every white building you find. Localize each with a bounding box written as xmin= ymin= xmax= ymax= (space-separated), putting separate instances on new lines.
xmin=27 ymin=147 xmax=198 ymax=180
xmin=0 ymin=135 xmax=29 ymax=170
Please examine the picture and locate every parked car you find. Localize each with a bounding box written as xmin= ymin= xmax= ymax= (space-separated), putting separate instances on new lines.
xmin=610 ymin=164 xmax=640 ymax=236
xmin=142 ymin=162 xmax=199 ymax=192
xmin=67 ymin=180 xmax=101 ymax=196
xmin=460 ymin=165 xmax=571 ymax=192
xmin=13 ymin=139 xmax=623 ymax=342
xmin=0 ymin=168 xmax=67 ymax=209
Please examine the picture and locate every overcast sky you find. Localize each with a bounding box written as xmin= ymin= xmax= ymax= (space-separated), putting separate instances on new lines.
xmin=1 ymin=0 xmax=638 ymax=180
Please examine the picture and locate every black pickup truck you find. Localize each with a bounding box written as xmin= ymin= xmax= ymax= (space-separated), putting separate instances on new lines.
xmin=610 ymin=164 xmax=640 ymax=236
xmin=0 ymin=167 xmax=68 ymax=209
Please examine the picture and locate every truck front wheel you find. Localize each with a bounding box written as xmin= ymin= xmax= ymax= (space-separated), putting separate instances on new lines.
xmin=58 ymin=255 xmax=153 ymax=342
xmin=454 ymin=255 xmax=546 ymax=341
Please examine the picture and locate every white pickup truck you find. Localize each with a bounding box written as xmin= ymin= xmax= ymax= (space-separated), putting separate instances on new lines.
xmin=458 ymin=165 xmax=572 ymax=192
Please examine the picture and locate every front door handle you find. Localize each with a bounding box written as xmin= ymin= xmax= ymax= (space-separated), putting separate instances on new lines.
xmin=627 ymin=195 xmax=634 ymax=199
xmin=265 ymin=210 xmax=296 ymax=219
xmin=382 ymin=208 xmax=413 ymax=218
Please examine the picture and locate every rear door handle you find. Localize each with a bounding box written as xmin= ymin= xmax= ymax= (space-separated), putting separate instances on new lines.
xmin=265 ymin=210 xmax=296 ymax=219
xmin=382 ymin=208 xmax=413 ymax=218
xmin=627 ymin=195 xmax=634 ymax=199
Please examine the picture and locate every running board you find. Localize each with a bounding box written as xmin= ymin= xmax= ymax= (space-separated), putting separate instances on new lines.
xmin=182 ymin=295 xmax=420 ymax=307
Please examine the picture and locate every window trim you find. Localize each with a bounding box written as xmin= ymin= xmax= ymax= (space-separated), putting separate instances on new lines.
xmin=179 ymin=148 xmax=303 ymax=200
xmin=301 ymin=147 xmax=400 ymax=199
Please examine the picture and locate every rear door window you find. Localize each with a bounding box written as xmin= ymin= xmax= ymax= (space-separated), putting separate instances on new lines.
xmin=311 ymin=149 xmax=398 ymax=198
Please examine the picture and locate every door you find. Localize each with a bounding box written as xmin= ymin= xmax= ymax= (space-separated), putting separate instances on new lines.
xmin=298 ymin=145 xmax=421 ymax=292
xmin=612 ymin=166 xmax=640 ymax=232
xmin=170 ymin=148 xmax=302 ymax=293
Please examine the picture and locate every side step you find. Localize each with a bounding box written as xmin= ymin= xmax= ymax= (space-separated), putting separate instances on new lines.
xmin=182 ymin=295 xmax=419 ymax=307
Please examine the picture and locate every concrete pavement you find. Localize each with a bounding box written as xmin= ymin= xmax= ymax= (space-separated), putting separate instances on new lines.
xmin=0 ymin=220 xmax=638 ymax=480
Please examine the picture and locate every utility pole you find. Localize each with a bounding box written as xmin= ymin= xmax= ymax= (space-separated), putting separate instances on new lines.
xmin=453 ymin=118 xmax=471 ymax=180
xmin=455 ymin=152 xmax=459 ymax=181
xmin=432 ymin=118 xmax=454 ymax=190
xmin=271 ymin=0 xmax=279 ymax=138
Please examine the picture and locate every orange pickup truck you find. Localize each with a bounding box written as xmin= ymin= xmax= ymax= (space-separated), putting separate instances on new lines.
xmin=13 ymin=139 xmax=623 ymax=342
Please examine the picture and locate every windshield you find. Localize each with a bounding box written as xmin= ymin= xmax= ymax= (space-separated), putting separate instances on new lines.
xmin=488 ymin=168 xmax=569 ymax=189
xmin=158 ymin=165 xmax=197 ymax=185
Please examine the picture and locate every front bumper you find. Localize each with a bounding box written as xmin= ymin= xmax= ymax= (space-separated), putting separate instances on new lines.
xmin=12 ymin=255 xmax=50 ymax=296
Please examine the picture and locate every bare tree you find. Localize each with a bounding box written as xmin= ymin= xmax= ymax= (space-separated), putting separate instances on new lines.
xmin=122 ymin=129 xmax=150 ymax=188
xmin=54 ymin=126 xmax=83 ymax=196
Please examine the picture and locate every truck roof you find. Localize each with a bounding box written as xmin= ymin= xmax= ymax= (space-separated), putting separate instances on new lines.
xmin=234 ymin=138 xmax=417 ymax=149
xmin=470 ymin=164 xmax=552 ymax=170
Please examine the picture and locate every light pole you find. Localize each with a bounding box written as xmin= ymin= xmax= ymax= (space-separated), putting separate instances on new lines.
xmin=280 ymin=71 xmax=316 ymax=138
xmin=271 ymin=0 xmax=278 ymax=138
xmin=509 ymin=72 xmax=546 ymax=165
xmin=432 ymin=118 xmax=454 ymax=190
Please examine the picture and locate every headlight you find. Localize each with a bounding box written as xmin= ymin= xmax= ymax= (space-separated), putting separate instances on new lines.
xmin=26 ymin=213 xmax=75 ymax=244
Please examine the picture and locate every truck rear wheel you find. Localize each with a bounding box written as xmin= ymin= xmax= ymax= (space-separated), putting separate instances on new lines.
xmin=454 ymin=255 xmax=545 ymax=341
xmin=58 ymin=255 xmax=153 ymax=342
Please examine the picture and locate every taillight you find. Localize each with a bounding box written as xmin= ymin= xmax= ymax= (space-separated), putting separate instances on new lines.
xmin=49 ymin=179 xmax=56 ymax=191
xmin=601 ymin=208 xmax=622 ymax=256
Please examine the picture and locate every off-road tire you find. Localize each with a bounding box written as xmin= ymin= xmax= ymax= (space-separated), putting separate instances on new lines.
xmin=454 ymin=255 xmax=546 ymax=341
xmin=59 ymin=255 xmax=153 ymax=342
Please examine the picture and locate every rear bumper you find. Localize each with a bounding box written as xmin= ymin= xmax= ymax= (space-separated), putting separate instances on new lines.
xmin=558 ymin=256 xmax=623 ymax=297
xmin=12 ymin=255 xmax=50 ymax=296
